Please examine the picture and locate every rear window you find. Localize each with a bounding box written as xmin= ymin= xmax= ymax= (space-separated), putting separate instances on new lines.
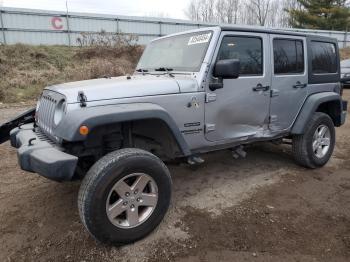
xmin=311 ymin=41 xmax=337 ymax=74
xmin=273 ymin=39 xmax=304 ymax=74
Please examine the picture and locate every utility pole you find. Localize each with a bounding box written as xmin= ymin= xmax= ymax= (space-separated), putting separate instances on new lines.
xmin=0 ymin=0 xmax=6 ymax=44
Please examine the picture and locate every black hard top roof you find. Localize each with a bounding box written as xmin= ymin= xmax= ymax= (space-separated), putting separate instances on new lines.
xmin=220 ymin=25 xmax=337 ymax=42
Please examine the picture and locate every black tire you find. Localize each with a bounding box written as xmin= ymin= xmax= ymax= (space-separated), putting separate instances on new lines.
xmin=292 ymin=112 xmax=335 ymax=169
xmin=78 ymin=148 xmax=172 ymax=245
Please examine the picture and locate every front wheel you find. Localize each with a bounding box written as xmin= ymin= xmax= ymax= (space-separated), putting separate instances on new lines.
xmin=292 ymin=112 xmax=336 ymax=169
xmin=78 ymin=148 xmax=172 ymax=245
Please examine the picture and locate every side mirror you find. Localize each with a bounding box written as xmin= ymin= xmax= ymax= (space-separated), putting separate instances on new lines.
xmin=213 ymin=59 xmax=240 ymax=79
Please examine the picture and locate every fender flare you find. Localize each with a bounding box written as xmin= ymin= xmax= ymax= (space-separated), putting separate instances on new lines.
xmin=55 ymin=103 xmax=191 ymax=156
xmin=291 ymin=92 xmax=342 ymax=135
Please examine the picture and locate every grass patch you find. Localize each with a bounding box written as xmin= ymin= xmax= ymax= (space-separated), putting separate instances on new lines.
xmin=0 ymin=43 xmax=143 ymax=103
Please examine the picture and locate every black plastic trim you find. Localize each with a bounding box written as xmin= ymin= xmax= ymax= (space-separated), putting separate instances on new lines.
xmin=10 ymin=124 xmax=78 ymax=182
xmin=55 ymin=103 xmax=192 ymax=156
xmin=0 ymin=107 xmax=35 ymax=144
xmin=291 ymin=92 xmax=343 ymax=134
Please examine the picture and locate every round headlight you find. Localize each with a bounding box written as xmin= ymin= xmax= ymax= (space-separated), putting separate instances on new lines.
xmin=54 ymin=99 xmax=66 ymax=125
xmin=36 ymin=100 xmax=41 ymax=112
xmin=35 ymin=100 xmax=41 ymax=122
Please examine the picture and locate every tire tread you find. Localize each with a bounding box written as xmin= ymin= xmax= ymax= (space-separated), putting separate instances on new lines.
xmin=78 ymin=148 xmax=171 ymax=245
xmin=292 ymin=112 xmax=335 ymax=169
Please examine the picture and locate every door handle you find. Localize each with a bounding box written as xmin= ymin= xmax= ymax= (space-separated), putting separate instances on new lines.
xmin=253 ymin=84 xmax=270 ymax=92
xmin=293 ymin=81 xmax=307 ymax=89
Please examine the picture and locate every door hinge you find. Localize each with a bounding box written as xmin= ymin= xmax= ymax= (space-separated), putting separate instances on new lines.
xmin=270 ymin=89 xmax=279 ymax=98
xmin=205 ymin=93 xmax=217 ymax=103
xmin=269 ymin=115 xmax=278 ymax=123
xmin=205 ymin=124 xmax=216 ymax=133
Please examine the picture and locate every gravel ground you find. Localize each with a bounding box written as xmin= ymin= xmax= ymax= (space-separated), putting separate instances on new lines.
xmin=0 ymin=91 xmax=349 ymax=262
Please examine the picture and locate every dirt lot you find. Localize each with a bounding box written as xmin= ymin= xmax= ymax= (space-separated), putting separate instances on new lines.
xmin=0 ymin=91 xmax=349 ymax=262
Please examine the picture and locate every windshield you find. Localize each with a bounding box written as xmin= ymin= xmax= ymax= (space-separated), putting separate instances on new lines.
xmin=137 ymin=31 xmax=213 ymax=72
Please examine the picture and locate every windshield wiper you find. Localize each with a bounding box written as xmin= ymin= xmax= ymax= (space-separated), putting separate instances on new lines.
xmin=154 ymin=67 xmax=174 ymax=72
xmin=154 ymin=67 xmax=175 ymax=77
xmin=136 ymin=68 xmax=149 ymax=73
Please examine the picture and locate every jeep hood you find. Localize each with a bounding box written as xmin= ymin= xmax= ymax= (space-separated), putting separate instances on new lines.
xmin=46 ymin=75 xmax=198 ymax=103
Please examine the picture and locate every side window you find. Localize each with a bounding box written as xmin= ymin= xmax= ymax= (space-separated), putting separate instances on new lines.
xmin=217 ymin=36 xmax=263 ymax=76
xmin=273 ymin=39 xmax=305 ymax=74
xmin=311 ymin=41 xmax=337 ymax=74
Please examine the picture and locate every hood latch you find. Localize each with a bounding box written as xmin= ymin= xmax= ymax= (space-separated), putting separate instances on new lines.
xmin=78 ymin=91 xmax=87 ymax=107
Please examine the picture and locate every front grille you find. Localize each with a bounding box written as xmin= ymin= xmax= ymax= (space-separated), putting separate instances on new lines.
xmin=36 ymin=90 xmax=65 ymax=140
xmin=35 ymin=127 xmax=56 ymax=145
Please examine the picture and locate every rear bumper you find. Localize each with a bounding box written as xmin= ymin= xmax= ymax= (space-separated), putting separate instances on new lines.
xmin=10 ymin=124 xmax=78 ymax=182
xmin=341 ymin=100 xmax=348 ymax=125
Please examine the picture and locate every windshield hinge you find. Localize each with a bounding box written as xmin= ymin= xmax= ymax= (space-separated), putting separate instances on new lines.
xmin=205 ymin=93 xmax=217 ymax=103
xmin=78 ymin=91 xmax=87 ymax=107
xmin=270 ymin=89 xmax=279 ymax=98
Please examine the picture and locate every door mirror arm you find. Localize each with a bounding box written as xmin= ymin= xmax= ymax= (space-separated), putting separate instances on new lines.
xmin=209 ymin=77 xmax=223 ymax=91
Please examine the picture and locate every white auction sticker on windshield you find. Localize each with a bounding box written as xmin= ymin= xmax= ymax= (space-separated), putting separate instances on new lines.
xmin=188 ymin=33 xmax=212 ymax=45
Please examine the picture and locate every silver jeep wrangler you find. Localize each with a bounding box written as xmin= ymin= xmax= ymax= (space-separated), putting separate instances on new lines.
xmin=1 ymin=26 xmax=348 ymax=245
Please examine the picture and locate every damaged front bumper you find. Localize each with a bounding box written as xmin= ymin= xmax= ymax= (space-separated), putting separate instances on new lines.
xmin=10 ymin=123 xmax=78 ymax=182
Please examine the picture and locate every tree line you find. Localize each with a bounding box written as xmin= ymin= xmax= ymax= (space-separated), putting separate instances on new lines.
xmin=185 ymin=0 xmax=350 ymax=30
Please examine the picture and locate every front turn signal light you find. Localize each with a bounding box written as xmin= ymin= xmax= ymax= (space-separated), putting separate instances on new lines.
xmin=79 ymin=125 xmax=89 ymax=136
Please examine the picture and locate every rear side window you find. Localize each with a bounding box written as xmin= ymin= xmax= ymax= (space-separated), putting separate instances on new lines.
xmin=273 ymin=39 xmax=304 ymax=74
xmin=217 ymin=36 xmax=263 ymax=76
xmin=311 ymin=41 xmax=337 ymax=74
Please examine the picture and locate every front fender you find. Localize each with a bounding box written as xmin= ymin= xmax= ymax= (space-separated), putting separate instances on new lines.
xmin=291 ymin=92 xmax=343 ymax=134
xmin=55 ymin=103 xmax=191 ymax=156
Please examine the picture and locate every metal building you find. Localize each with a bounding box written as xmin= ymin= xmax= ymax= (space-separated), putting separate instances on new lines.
xmin=0 ymin=7 xmax=349 ymax=47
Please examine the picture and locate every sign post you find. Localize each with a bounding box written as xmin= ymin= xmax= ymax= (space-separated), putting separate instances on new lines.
xmin=65 ymin=0 xmax=71 ymax=46
xmin=0 ymin=9 xmax=6 ymax=45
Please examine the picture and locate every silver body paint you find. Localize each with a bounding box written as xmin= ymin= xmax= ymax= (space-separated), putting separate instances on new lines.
xmin=40 ymin=26 xmax=343 ymax=154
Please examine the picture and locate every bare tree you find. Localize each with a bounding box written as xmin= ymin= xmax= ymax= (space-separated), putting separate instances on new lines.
xmin=185 ymin=0 xmax=296 ymax=28
xmin=225 ymin=0 xmax=240 ymax=24
xmin=245 ymin=0 xmax=271 ymax=26
xmin=281 ymin=0 xmax=301 ymax=28
xmin=201 ymin=0 xmax=216 ymax=22
xmin=215 ymin=0 xmax=227 ymax=23
xmin=184 ymin=0 xmax=216 ymax=22
xmin=184 ymin=0 xmax=202 ymax=21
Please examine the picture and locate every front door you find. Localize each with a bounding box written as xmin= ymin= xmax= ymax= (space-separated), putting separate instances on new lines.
xmin=204 ymin=32 xmax=271 ymax=142
xmin=269 ymin=35 xmax=308 ymax=132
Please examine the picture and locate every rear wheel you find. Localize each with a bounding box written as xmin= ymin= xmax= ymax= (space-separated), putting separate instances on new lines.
xmin=292 ymin=112 xmax=335 ymax=169
xmin=78 ymin=148 xmax=172 ymax=245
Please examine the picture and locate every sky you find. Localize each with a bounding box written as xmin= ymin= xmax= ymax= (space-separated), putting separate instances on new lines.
xmin=1 ymin=0 xmax=190 ymax=19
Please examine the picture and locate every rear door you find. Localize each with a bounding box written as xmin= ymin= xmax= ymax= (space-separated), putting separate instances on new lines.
xmin=204 ymin=31 xmax=271 ymax=142
xmin=269 ymin=35 xmax=308 ymax=132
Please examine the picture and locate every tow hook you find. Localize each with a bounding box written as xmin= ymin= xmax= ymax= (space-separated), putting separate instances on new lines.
xmin=28 ymin=138 xmax=36 ymax=146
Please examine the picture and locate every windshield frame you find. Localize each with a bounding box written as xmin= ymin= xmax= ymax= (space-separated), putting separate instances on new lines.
xmin=136 ymin=30 xmax=214 ymax=73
